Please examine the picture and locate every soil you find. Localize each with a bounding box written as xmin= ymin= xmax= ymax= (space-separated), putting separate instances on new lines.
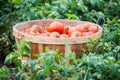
xmin=0 ymin=56 xmax=5 ymax=67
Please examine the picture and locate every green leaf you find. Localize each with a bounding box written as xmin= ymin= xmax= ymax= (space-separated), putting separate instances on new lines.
xmin=60 ymin=4 xmax=67 ymax=13
xmin=105 ymin=31 xmax=119 ymax=43
xmin=112 ymin=17 xmax=118 ymax=22
xmin=37 ymin=70 xmax=43 ymax=76
xmin=77 ymin=0 xmax=88 ymax=12
xmin=88 ymin=38 xmax=94 ymax=44
xmin=4 ymin=52 xmax=19 ymax=64
xmin=63 ymin=67 xmax=72 ymax=75
xmin=25 ymin=43 xmax=31 ymax=50
xmin=107 ymin=18 xmax=111 ymax=23
xmin=65 ymin=52 xmax=76 ymax=60
xmin=65 ymin=14 xmax=79 ymax=20
xmin=29 ymin=9 xmax=36 ymax=20
xmin=52 ymin=0 xmax=63 ymax=4
xmin=0 ymin=66 xmax=10 ymax=79
xmin=48 ymin=11 xmax=59 ymax=18
xmin=43 ymin=66 xmax=50 ymax=75
xmin=20 ymin=74 xmax=26 ymax=80
xmin=12 ymin=0 xmax=22 ymax=4
xmin=15 ymin=72 xmax=21 ymax=78
xmin=33 ymin=53 xmax=40 ymax=57
xmin=45 ymin=47 xmax=51 ymax=52
xmin=30 ymin=60 xmax=36 ymax=73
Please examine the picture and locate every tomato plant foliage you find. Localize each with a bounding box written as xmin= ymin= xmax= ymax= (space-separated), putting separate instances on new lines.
xmin=0 ymin=0 xmax=120 ymax=56
xmin=4 ymin=39 xmax=120 ymax=80
xmin=0 ymin=0 xmax=120 ymax=80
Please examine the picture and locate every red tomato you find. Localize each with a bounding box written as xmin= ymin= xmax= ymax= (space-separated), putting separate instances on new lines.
xmin=37 ymin=28 xmax=43 ymax=33
xmin=83 ymin=22 xmax=93 ymax=30
xmin=30 ymin=31 xmax=40 ymax=36
xmin=47 ymin=21 xmax=64 ymax=34
xmin=70 ymin=31 xmax=82 ymax=38
xmin=68 ymin=27 xmax=77 ymax=37
xmin=76 ymin=25 xmax=85 ymax=32
xmin=82 ymin=32 xmax=93 ymax=36
xmin=60 ymin=34 xmax=69 ymax=38
xmin=41 ymin=32 xmax=51 ymax=37
xmin=44 ymin=32 xmax=51 ymax=37
xmin=30 ymin=25 xmax=42 ymax=33
xmin=47 ymin=26 xmax=54 ymax=32
xmin=88 ymin=25 xmax=98 ymax=33
xmin=50 ymin=32 xmax=60 ymax=38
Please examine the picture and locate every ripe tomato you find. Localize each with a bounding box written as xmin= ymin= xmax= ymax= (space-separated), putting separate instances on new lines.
xmin=68 ymin=27 xmax=77 ymax=37
xmin=29 ymin=31 xmax=40 ymax=36
xmin=37 ymin=28 xmax=43 ymax=33
xmin=47 ymin=26 xmax=54 ymax=32
xmin=76 ymin=25 xmax=85 ymax=32
xmin=83 ymin=22 xmax=93 ymax=30
xmin=50 ymin=32 xmax=60 ymax=38
xmin=44 ymin=32 xmax=51 ymax=37
xmin=40 ymin=32 xmax=51 ymax=37
xmin=47 ymin=21 xmax=64 ymax=34
xmin=82 ymin=32 xmax=93 ymax=36
xmin=88 ymin=25 xmax=98 ymax=33
xmin=70 ymin=31 xmax=82 ymax=38
xmin=30 ymin=25 xmax=42 ymax=33
xmin=60 ymin=34 xmax=69 ymax=38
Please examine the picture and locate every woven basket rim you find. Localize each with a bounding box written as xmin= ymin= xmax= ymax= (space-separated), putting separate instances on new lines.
xmin=13 ymin=19 xmax=103 ymax=44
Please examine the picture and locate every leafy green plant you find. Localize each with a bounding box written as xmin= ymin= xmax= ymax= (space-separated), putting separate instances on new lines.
xmin=4 ymin=38 xmax=120 ymax=80
xmin=0 ymin=0 xmax=13 ymax=34
xmin=0 ymin=66 xmax=10 ymax=80
xmin=11 ymin=0 xmax=120 ymax=24
xmin=1 ymin=0 xmax=119 ymax=58
xmin=103 ymin=18 xmax=120 ymax=44
xmin=1 ymin=0 xmax=120 ymax=80
xmin=4 ymin=38 xmax=30 ymax=64
xmin=0 ymin=0 xmax=16 ymax=57
xmin=77 ymin=53 xmax=120 ymax=80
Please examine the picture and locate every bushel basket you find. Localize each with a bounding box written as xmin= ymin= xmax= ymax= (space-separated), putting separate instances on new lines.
xmin=13 ymin=19 xmax=102 ymax=59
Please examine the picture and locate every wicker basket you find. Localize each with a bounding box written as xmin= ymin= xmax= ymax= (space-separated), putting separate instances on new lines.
xmin=13 ymin=19 xmax=102 ymax=59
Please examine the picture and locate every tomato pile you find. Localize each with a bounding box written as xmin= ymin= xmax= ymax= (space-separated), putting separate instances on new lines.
xmin=23 ymin=21 xmax=99 ymax=38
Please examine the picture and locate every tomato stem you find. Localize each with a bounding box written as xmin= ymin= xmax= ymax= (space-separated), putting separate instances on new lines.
xmin=85 ymin=30 xmax=88 ymax=32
